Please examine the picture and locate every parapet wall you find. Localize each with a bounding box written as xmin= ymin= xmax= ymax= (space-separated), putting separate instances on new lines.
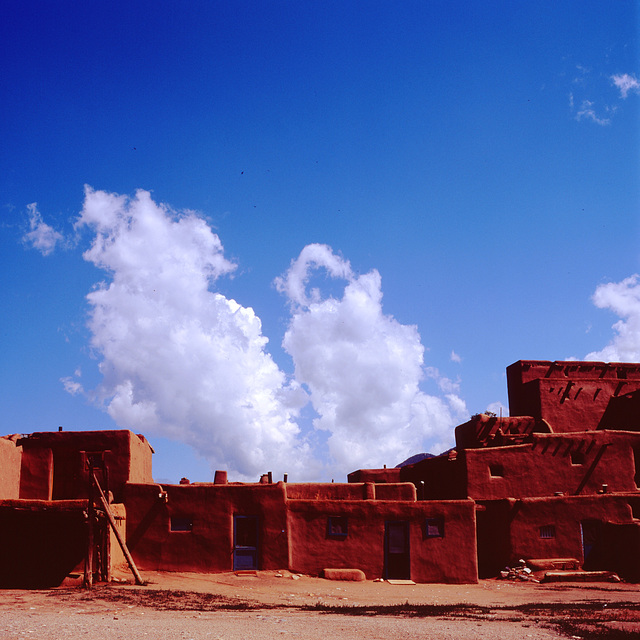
xmin=284 ymin=482 xmax=416 ymax=501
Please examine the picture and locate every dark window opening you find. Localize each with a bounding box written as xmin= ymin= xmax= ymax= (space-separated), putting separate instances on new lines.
xmin=86 ymin=451 xmax=105 ymax=468
xmin=424 ymin=517 xmax=445 ymax=538
xmin=571 ymin=451 xmax=585 ymax=465
xmin=170 ymin=517 xmax=193 ymax=532
xmin=489 ymin=464 xmax=504 ymax=477
xmin=539 ymin=524 xmax=555 ymax=539
xmin=630 ymin=501 xmax=640 ymax=520
xmin=327 ymin=516 xmax=348 ymax=538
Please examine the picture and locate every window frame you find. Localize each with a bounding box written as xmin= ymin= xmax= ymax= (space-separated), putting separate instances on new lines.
xmin=489 ymin=463 xmax=504 ymax=477
xmin=327 ymin=515 xmax=349 ymax=538
xmin=170 ymin=516 xmax=194 ymax=532
xmin=424 ymin=516 xmax=445 ymax=539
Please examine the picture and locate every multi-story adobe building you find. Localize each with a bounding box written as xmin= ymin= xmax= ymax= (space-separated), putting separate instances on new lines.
xmin=2 ymin=360 xmax=640 ymax=587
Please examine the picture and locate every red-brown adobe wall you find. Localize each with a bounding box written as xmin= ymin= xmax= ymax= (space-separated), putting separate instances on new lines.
xmin=284 ymin=482 xmax=416 ymax=501
xmin=123 ymin=482 xmax=289 ymax=573
xmin=507 ymin=361 xmax=640 ymax=432
xmin=347 ymin=468 xmax=402 ymax=483
xmin=0 ymin=436 xmax=22 ymax=499
xmin=18 ymin=431 xmax=153 ymax=502
xmin=19 ymin=447 xmax=54 ymax=500
xmin=287 ymin=499 xmax=477 ymax=584
xmin=464 ymin=431 xmax=640 ymax=500
xmin=285 ymin=483 xmax=372 ymax=501
xmin=507 ymin=494 xmax=635 ymax=568
xmin=534 ymin=378 xmax=640 ymax=432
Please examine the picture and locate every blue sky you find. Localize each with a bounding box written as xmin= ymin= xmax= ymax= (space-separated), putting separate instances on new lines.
xmin=1 ymin=1 xmax=639 ymax=483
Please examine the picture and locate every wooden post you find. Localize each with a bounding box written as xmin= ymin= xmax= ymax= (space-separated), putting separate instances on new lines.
xmin=104 ymin=517 xmax=111 ymax=583
xmin=84 ymin=478 xmax=94 ymax=588
xmin=91 ymin=471 xmax=144 ymax=586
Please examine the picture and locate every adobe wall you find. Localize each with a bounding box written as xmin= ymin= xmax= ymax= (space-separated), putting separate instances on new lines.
xmin=287 ymin=499 xmax=477 ymax=584
xmin=18 ymin=430 xmax=153 ymax=502
xmin=127 ymin=433 xmax=154 ymax=485
xmin=284 ymin=482 xmax=416 ymax=501
xmin=0 ymin=436 xmax=22 ymax=499
xmin=464 ymin=431 xmax=640 ymax=500
xmin=19 ymin=447 xmax=53 ymax=500
xmin=347 ymin=468 xmax=402 ymax=483
xmin=109 ymin=502 xmax=128 ymax=575
xmin=507 ymin=494 xmax=636 ymax=569
xmin=507 ymin=361 xmax=640 ymax=432
xmin=122 ymin=482 xmax=289 ymax=573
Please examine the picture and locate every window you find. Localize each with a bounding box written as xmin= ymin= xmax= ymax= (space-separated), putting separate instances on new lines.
xmin=489 ymin=463 xmax=504 ymax=477
xmin=570 ymin=451 xmax=585 ymax=465
xmin=170 ymin=517 xmax=193 ymax=532
xmin=424 ymin=517 xmax=444 ymax=538
xmin=539 ymin=524 xmax=555 ymax=539
xmin=327 ymin=516 xmax=348 ymax=538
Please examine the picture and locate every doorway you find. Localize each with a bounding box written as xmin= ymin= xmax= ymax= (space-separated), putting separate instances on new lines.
xmin=233 ymin=515 xmax=259 ymax=570
xmin=581 ymin=519 xmax=602 ymax=569
xmin=384 ymin=521 xmax=410 ymax=579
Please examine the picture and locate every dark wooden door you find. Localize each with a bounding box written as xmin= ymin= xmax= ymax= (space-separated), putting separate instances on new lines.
xmin=385 ymin=521 xmax=410 ymax=579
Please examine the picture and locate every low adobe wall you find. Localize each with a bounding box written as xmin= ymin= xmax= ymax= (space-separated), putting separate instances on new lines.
xmin=284 ymin=482 xmax=416 ymax=501
xmin=123 ymin=482 xmax=289 ymax=573
xmin=287 ymin=499 xmax=477 ymax=583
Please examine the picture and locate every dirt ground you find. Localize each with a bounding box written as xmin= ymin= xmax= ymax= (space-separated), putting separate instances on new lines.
xmin=1 ymin=571 xmax=640 ymax=639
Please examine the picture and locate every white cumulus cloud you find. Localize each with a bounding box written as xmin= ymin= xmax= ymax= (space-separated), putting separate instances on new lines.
xmin=611 ymin=73 xmax=640 ymax=99
xmin=586 ymin=274 xmax=640 ymax=362
xmin=276 ymin=244 xmax=467 ymax=473
xmin=74 ymin=187 xmax=316 ymax=481
xmin=45 ymin=190 xmax=470 ymax=480
xmin=23 ymin=203 xmax=64 ymax=256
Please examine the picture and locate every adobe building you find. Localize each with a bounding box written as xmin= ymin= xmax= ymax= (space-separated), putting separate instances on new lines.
xmin=2 ymin=359 xmax=640 ymax=587
xmin=386 ymin=360 xmax=640 ymax=581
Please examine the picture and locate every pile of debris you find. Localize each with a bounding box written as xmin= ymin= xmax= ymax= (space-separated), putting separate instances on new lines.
xmin=498 ymin=559 xmax=540 ymax=582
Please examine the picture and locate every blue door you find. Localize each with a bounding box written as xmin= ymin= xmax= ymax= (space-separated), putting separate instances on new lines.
xmin=233 ymin=515 xmax=259 ymax=570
